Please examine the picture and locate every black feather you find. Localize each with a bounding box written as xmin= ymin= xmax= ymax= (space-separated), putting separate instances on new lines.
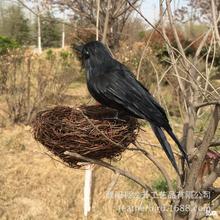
xmin=151 ymin=124 xmax=180 ymax=176
xmin=165 ymin=128 xmax=189 ymax=165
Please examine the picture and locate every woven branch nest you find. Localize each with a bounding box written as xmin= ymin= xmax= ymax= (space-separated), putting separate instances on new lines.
xmin=32 ymin=105 xmax=138 ymax=168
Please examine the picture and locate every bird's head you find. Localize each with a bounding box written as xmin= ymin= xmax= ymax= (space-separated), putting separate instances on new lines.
xmin=75 ymin=41 xmax=113 ymax=71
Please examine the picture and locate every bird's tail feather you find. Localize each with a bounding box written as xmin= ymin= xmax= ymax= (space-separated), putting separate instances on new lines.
xmin=165 ymin=128 xmax=189 ymax=166
xmin=151 ymin=124 xmax=180 ymax=176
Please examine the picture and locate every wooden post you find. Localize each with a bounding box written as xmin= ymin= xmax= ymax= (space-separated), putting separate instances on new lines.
xmin=83 ymin=164 xmax=93 ymax=217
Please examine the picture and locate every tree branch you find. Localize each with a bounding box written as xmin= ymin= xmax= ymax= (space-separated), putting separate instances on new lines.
xmin=195 ymin=101 xmax=220 ymax=110
xmin=196 ymin=196 xmax=220 ymax=219
xmin=64 ymin=151 xmax=169 ymax=220
xmin=201 ymin=162 xmax=220 ymax=190
xmin=133 ymin=142 xmax=174 ymax=193
xmin=211 ymin=0 xmax=220 ymax=47
xmin=185 ymin=105 xmax=220 ymax=191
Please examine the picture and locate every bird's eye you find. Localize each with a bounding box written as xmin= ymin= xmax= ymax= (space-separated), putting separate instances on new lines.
xmin=83 ymin=49 xmax=90 ymax=59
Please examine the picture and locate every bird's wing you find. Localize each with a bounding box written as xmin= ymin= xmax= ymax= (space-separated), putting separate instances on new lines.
xmin=95 ymin=68 xmax=169 ymax=128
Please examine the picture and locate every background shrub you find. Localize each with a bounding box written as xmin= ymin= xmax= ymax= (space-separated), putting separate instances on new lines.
xmin=0 ymin=49 xmax=81 ymax=123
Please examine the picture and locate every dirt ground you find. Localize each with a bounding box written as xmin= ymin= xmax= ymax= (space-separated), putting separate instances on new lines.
xmin=0 ymin=124 xmax=173 ymax=220
xmin=0 ymin=83 xmax=218 ymax=220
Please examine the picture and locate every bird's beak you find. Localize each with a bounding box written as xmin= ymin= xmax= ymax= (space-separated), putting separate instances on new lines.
xmin=74 ymin=44 xmax=83 ymax=53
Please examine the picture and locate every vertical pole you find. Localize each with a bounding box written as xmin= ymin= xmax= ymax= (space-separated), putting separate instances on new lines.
xmin=84 ymin=164 xmax=93 ymax=217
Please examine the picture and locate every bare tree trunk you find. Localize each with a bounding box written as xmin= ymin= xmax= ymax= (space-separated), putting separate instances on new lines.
xmin=0 ymin=0 xmax=4 ymax=30
xmin=62 ymin=23 xmax=65 ymax=48
xmin=37 ymin=0 xmax=42 ymax=54
xmin=102 ymin=0 xmax=111 ymax=44
xmin=61 ymin=11 xmax=65 ymax=48
xmin=37 ymin=14 xmax=42 ymax=54
xmin=211 ymin=0 xmax=220 ymax=47
xmin=96 ymin=0 xmax=100 ymax=41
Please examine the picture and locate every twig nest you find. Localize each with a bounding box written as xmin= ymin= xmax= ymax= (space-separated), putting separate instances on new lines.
xmin=32 ymin=105 xmax=138 ymax=168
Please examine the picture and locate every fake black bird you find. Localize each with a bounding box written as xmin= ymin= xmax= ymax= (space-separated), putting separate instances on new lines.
xmin=76 ymin=41 xmax=188 ymax=174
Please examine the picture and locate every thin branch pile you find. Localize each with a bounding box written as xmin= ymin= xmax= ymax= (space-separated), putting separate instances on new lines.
xmin=32 ymin=105 xmax=138 ymax=168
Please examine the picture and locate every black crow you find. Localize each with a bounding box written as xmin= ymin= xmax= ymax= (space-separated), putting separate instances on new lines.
xmin=76 ymin=41 xmax=188 ymax=174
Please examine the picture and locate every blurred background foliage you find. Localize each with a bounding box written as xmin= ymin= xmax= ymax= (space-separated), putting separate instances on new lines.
xmin=0 ymin=0 xmax=219 ymax=124
xmin=0 ymin=48 xmax=80 ymax=124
